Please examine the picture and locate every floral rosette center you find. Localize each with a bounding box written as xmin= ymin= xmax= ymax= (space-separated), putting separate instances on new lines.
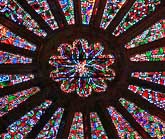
xmin=49 ymin=39 xmax=116 ymax=97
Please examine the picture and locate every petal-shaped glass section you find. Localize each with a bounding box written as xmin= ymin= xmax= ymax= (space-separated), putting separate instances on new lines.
xmin=49 ymin=39 xmax=115 ymax=97
xmin=131 ymin=72 xmax=165 ymax=86
xmin=26 ymin=0 xmax=58 ymax=30
xmin=107 ymin=106 xmax=141 ymax=139
xmin=0 ymin=74 xmax=34 ymax=88
xmin=37 ymin=107 xmax=64 ymax=139
xmin=0 ymin=51 xmax=32 ymax=64
xmin=0 ymin=100 xmax=52 ymax=138
xmin=69 ymin=112 xmax=84 ymax=138
xmin=0 ymin=24 xmax=36 ymax=51
xmin=100 ymin=0 xmax=126 ymax=29
xmin=128 ymin=85 xmax=165 ymax=110
xmin=113 ymin=0 xmax=161 ymax=36
xmin=58 ymin=0 xmax=75 ymax=25
xmin=90 ymin=112 xmax=108 ymax=139
xmin=81 ymin=0 xmax=95 ymax=24
xmin=0 ymin=87 xmax=40 ymax=117
xmin=120 ymin=98 xmax=165 ymax=138
xmin=130 ymin=47 xmax=165 ymax=62
xmin=125 ymin=19 xmax=165 ymax=49
xmin=0 ymin=0 xmax=47 ymax=37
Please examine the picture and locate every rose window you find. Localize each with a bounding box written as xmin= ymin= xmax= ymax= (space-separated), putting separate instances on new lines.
xmin=49 ymin=39 xmax=115 ymax=97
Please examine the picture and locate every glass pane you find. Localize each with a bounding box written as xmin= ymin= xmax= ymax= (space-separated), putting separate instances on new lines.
xmin=113 ymin=0 xmax=161 ymax=36
xmin=37 ymin=107 xmax=64 ymax=139
xmin=0 ymin=87 xmax=40 ymax=117
xmin=130 ymin=47 xmax=165 ymax=62
xmin=120 ymin=98 xmax=165 ymax=138
xmin=0 ymin=24 xmax=36 ymax=51
xmin=58 ymin=0 xmax=75 ymax=25
xmin=107 ymin=106 xmax=141 ymax=139
xmin=0 ymin=51 xmax=32 ymax=64
xmin=0 ymin=0 xmax=47 ymax=37
xmin=26 ymin=0 xmax=58 ymax=30
xmin=90 ymin=112 xmax=108 ymax=139
xmin=100 ymin=0 xmax=126 ymax=29
xmin=128 ymin=85 xmax=165 ymax=110
xmin=0 ymin=100 xmax=52 ymax=138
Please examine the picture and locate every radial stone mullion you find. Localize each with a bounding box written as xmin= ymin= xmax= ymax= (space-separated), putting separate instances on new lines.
xmin=73 ymin=0 xmax=82 ymax=25
xmin=0 ymin=15 xmax=43 ymax=47
xmin=118 ymin=6 xmax=165 ymax=45
xmin=129 ymin=62 xmax=165 ymax=72
xmin=26 ymin=102 xmax=59 ymax=138
xmin=0 ymin=88 xmax=49 ymax=134
xmin=127 ymin=38 xmax=165 ymax=56
xmin=129 ymin=77 xmax=165 ymax=95
xmin=83 ymin=111 xmax=91 ymax=139
xmin=0 ymin=79 xmax=39 ymax=97
xmin=0 ymin=64 xmax=36 ymax=74
xmin=56 ymin=110 xmax=74 ymax=138
xmin=106 ymin=0 xmax=136 ymax=33
xmin=47 ymin=0 xmax=67 ymax=28
xmin=0 ymin=43 xmax=36 ymax=58
xmin=15 ymin=0 xmax=52 ymax=34
xmin=95 ymin=104 xmax=119 ymax=138
xmin=115 ymin=102 xmax=151 ymax=139
xmin=124 ymin=90 xmax=165 ymax=121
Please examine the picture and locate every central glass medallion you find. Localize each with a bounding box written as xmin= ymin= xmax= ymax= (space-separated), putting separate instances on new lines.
xmin=49 ymin=39 xmax=116 ymax=97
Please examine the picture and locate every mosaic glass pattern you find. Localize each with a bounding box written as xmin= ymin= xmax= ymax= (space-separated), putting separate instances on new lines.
xmin=130 ymin=47 xmax=165 ymax=62
xmin=131 ymin=72 xmax=165 ymax=86
xmin=0 ymin=100 xmax=52 ymax=138
xmin=107 ymin=106 xmax=141 ymax=139
xmin=128 ymin=85 xmax=165 ymax=110
xmin=81 ymin=0 xmax=95 ymax=24
xmin=69 ymin=112 xmax=84 ymax=139
xmin=113 ymin=0 xmax=161 ymax=36
xmin=49 ymin=39 xmax=115 ymax=97
xmin=100 ymin=0 xmax=126 ymax=29
xmin=0 ymin=0 xmax=47 ymax=37
xmin=90 ymin=112 xmax=108 ymax=139
xmin=0 ymin=87 xmax=40 ymax=117
xmin=37 ymin=107 xmax=64 ymax=139
xmin=0 ymin=51 xmax=32 ymax=64
xmin=125 ymin=19 xmax=165 ymax=49
xmin=0 ymin=24 xmax=36 ymax=51
xmin=58 ymin=0 xmax=75 ymax=25
xmin=120 ymin=98 xmax=165 ymax=138
xmin=0 ymin=74 xmax=34 ymax=88
xmin=26 ymin=0 xmax=58 ymax=30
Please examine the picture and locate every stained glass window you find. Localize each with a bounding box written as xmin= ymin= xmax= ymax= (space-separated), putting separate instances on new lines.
xmin=0 ymin=51 xmax=32 ymax=64
xmin=0 ymin=74 xmax=34 ymax=88
xmin=37 ymin=107 xmax=64 ymax=139
xmin=81 ymin=0 xmax=95 ymax=24
xmin=49 ymin=39 xmax=115 ymax=97
xmin=130 ymin=47 xmax=165 ymax=62
xmin=58 ymin=0 xmax=75 ymax=25
xmin=26 ymin=0 xmax=58 ymax=30
xmin=131 ymin=72 xmax=165 ymax=86
xmin=0 ymin=87 xmax=40 ymax=117
xmin=125 ymin=19 xmax=165 ymax=49
xmin=0 ymin=24 xmax=36 ymax=51
xmin=90 ymin=112 xmax=108 ymax=139
xmin=128 ymin=85 xmax=165 ymax=110
xmin=100 ymin=0 xmax=126 ymax=29
xmin=113 ymin=0 xmax=161 ymax=36
xmin=107 ymin=106 xmax=141 ymax=139
xmin=120 ymin=98 xmax=165 ymax=138
xmin=69 ymin=112 xmax=84 ymax=138
xmin=0 ymin=100 xmax=52 ymax=139
xmin=0 ymin=0 xmax=47 ymax=37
